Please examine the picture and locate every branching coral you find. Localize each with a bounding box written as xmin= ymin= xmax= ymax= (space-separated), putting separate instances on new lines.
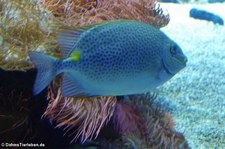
xmin=43 ymin=78 xmax=117 ymax=143
xmin=38 ymin=0 xmax=170 ymax=28
xmin=0 ymin=0 xmax=59 ymax=70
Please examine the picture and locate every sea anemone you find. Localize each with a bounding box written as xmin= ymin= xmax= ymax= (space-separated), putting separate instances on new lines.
xmin=113 ymin=99 xmax=146 ymax=138
xmin=43 ymin=78 xmax=117 ymax=143
xmin=45 ymin=80 xmax=190 ymax=148
xmin=122 ymin=94 xmax=190 ymax=148
xmin=38 ymin=0 xmax=169 ymax=28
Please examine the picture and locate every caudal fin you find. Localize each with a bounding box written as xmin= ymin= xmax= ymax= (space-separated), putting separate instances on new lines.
xmin=29 ymin=51 xmax=58 ymax=95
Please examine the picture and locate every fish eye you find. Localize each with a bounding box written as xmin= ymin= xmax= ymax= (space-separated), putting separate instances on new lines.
xmin=170 ymin=46 xmax=177 ymax=56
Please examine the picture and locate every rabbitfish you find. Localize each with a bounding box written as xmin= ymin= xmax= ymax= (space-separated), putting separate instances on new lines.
xmin=29 ymin=20 xmax=187 ymax=97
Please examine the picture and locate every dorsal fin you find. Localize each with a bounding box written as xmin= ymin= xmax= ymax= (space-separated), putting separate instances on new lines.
xmin=57 ymin=29 xmax=86 ymax=58
xmin=57 ymin=20 xmax=128 ymax=58
xmin=57 ymin=23 xmax=105 ymax=58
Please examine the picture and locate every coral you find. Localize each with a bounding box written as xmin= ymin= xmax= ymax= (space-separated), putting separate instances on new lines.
xmin=0 ymin=1 xmax=189 ymax=148
xmin=45 ymin=80 xmax=190 ymax=148
xmin=113 ymin=100 xmax=146 ymax=138
xmin=112 ymin=94 xmax=190 ymax=149
xmin=38 ymin=0 xmax=170 ymax=28
xmin=43 ymin=78 xmax=117 ymax=143
xmin=0 ymin=0 xmax=169 ymax=71
xmin=190 ymin=8 xmax=224 ymax=25
xmin=0 ymin=68 xmax=78 ymax=148
xmin=0 ymin=0 xmax=59 ymax=71
xmin=98 ymin=135 xmax=148 ymax=149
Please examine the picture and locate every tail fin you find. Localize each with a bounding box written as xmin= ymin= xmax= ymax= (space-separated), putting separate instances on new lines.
xmin=29 ymin=51 xmax=58 ymax=95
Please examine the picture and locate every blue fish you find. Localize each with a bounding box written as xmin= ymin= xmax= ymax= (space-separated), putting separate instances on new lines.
xmin=29 ymin=20 xmax=187 ymax=97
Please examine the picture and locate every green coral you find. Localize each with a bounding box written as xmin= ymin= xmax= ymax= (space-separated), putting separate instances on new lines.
xmin=0 ymin=0 xmax=59 ymax=70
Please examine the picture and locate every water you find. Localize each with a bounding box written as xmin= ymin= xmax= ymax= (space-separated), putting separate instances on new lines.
xmin=159 ymin=3 xmax=225 ymax=148
xmin=0 ymin=1 xmax=225 ymax=149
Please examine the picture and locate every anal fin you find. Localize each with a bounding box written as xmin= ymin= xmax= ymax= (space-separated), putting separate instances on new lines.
xmin=61 ymin=72 xmax=92 ymax=97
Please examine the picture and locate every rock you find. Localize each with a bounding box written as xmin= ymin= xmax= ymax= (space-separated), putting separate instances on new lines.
xmin=190 ymin=8 xmax=224 ymax=25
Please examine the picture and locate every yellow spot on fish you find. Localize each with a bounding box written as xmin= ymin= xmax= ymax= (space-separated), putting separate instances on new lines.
xmin=70 ymin=50 xmax=81 ymax=61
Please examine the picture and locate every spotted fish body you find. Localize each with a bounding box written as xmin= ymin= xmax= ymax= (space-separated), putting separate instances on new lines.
xmin=29 ymin=20 xmax=187 ymax=97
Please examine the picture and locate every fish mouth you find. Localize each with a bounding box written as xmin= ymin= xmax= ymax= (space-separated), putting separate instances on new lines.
xmin=177 ymin=54 xmax=188 ymax=66
xmin=182 ymin=56 xmax=188 ymax=65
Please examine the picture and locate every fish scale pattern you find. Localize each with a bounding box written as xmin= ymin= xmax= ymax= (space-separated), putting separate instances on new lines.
xmin=74 ymin=21 xmax=163 ymax=81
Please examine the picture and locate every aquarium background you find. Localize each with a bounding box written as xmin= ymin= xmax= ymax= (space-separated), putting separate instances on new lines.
xmin=0 ymin=0 xmax=225 ymax=149
xmin=158 ymin=3 xmax=225 ymax=148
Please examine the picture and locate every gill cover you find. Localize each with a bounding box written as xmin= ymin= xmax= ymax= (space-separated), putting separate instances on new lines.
xmin=162 ymin=42 xmax=187 ymax=75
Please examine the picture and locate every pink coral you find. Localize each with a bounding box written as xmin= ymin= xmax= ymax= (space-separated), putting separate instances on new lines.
xmin=43 ymin=80 xmax=117 ymax=143
xmin=38 ymin=0 xmax=169 ymax=28
xmin=113 ymin=100 xmax=146 ymax=137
